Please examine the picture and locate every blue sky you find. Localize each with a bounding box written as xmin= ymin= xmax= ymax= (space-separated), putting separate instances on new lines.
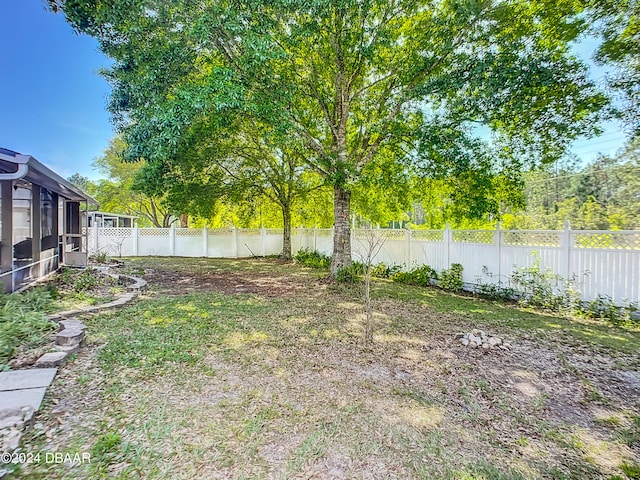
xmin=0 ymin=1 xmax=630 ymax=183
xmin=0 ymin=0 xmax=112 ymax=180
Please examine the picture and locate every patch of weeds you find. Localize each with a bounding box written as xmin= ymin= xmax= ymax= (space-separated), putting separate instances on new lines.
xmin=21 ymin=286 xmax=56 ymax=312
xmin=621 ymin=462 xmax=640 ymax=479
xmin=0 ymin=292 xmax=56 ymax=368
xmin=531 ymin=393 xmax=549 ymax=412
xmin=594 ymin=416 xmax=621 ymax=428
xmin=294 ymin=248 xmax=331 ymax=269
xmin=617 ymin=414 xmax=640 ymax=447
xmin=391 ymin=386 xmax=435 ymax=406
xmin=582 ymin=381 xmax=608 ymax=404
xmin=452 ymin=460 xmax=526 ymax=479
xmin=92 ymin=431 xmax=123 ymax=462
xmin=286 ymin=423 xmax=337 ymax=475
xmin=76 ymin=373 xmax=92 ymax=385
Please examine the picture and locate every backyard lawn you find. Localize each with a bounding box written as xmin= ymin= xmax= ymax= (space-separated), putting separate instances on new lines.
xmin=13 ymin=257 xmax=640 ymax=479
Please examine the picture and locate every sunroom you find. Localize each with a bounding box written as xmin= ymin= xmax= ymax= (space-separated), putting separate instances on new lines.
xmin=0 ymin=147 xmax=97 ymax=292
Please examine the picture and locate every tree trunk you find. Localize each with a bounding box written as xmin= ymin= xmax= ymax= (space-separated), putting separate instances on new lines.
xmin=179 ymin=213 xmax=189 ymax=228
xmin=281 ymin=204 xmax=292 ymax=260
xmin=331 ymin=184 xmax=351 ymax=275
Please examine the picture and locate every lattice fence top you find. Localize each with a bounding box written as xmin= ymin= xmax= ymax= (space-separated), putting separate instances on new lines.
xmin=379 ymin=229 xmax=407 ymax=241
xmin=265 ymin=229 xmax=282 ymax=236
xmin=353 ymin=229 xmax=382 ymax=239
xmin=412 ymin=230 xmax=444 ymax=242
xmin=452 ymin=230 xmax=494 ymax=244
xmin=574 ymin=232 xmax=640 ymax=250
xmin=99 ymin=227 xmax=133 ymax=237
xmin=176 ymin=228 xmax=203 ymax=237
xmin=503 ymin=231 xmax=560 ymax=247
xmin=208 ymin=228 xmax=234 ymax=236
xmin=139 ymin=228 xmax=170 ymax=237
xmin=315 ymin=229 xmax=333 ymax=237
xmin=295 ymin=228 xmax=315 ymax=237
xmin=238 ymin=229 xmax=261 ymax=236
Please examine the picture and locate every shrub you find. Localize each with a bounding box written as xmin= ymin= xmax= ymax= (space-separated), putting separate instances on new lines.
xmin=439 ymin=263 xmax=464 ymax=292
xmin=511 ymin=257 xmax=581 ymax=313
xmin=336 ymin=263 xmax=362 ymax=283
xmin=391 ymin=265 xmax=438 ymax=287
xmin=91 ymin=250 xmax=109 ymax=264
xmin=370 ymin=262 xmax=402 ymax=279
xmin=294 ymin=248 xmax=331 ymax=269
xmin=58 ymin=267 xmax=103 ymax=293
xmin=578 ymin=295 xmax=638 ymax=326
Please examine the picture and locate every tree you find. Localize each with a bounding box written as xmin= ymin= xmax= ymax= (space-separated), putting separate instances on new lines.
xmin=93 ymin=137 xmax=175 ymax=227
xmin=67 ymin=173 xmax=93 ymax=196
xmin=53 ymin=0 xmax=608 ymax=274
xmin=152 ymin=115 xmax=327 ymax=259
xmin=590 ymin=0 xmax=640 ymax=138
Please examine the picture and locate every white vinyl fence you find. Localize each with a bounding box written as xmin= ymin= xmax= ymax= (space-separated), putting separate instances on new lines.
xmin=88 ymin=224 xmax=640 ymax=305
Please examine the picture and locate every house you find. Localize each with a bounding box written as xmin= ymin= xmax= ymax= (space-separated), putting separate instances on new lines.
xmin=0 ymin=147 xmax=98 ymax=292
xmin=85 ymin=211 xmax=137 ymax=228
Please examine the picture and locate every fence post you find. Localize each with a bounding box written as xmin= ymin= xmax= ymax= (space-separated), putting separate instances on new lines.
xmin=261 ymin=226 xmax=266 ymax=257
xmin=313 ymin=226 xmax=317 ymax=251
xmin=133 ymin=226 xmax=139 ymax=256
xmin=406 ymin=228 xmax=411 ymax=267
xmin=170 ymin=223 xmax=176 ymax=256
xmin=92 ymin=222 xmax=99 ymax=254
xmin=445 ymin=223 xmax=451 ymax=268
xmin=203 ymin=226 xmax=208 ymax=257
xmin=562 ymin=220 xmax=571 ymax=279
xmin=495 ymin=222 xmax=502 ymax=281
xmin=232 ymin=226 xmax=238 ymax=258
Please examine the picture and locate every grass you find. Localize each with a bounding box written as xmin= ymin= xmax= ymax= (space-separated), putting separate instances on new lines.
xmin=14 ymin=257 xmax=640 ymax=479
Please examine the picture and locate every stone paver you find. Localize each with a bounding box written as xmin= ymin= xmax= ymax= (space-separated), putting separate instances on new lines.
xmin=34 ymin=352 xmax=68 ymax=368
xmin=59 ymin=319 xmax=86 ymax=331
xmin=0 ymin=368 xmax=57 ymax=392
xmin=56 ymin=328 xmax=85 ymax=346
xmin=0 ymin=388 xmax=48 ymax=411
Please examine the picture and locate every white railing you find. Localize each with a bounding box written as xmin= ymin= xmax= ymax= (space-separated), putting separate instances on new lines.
xmin=88 ymin=224 xmax=640 ymax=304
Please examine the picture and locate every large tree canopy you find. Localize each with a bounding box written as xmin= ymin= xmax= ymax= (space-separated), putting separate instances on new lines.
xmin=53 ymin=0 xmax=608 ymax=273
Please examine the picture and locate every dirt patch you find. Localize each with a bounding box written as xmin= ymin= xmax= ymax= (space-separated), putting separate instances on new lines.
xmin=142 ymin=264 xmax=321 ymax=298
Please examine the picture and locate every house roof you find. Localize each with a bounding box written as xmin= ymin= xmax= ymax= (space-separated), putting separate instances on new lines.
xmin=0 ymin=147 xmax=99 ymax=206
xmin=86 ymin=211 xmax=138 ymax=219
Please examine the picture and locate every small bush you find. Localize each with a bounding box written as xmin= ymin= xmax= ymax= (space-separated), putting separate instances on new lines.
xmin=578 ymin=295 xmax=637 ymax=326
xmin=91 ymin=250 xmax=109 ymax=264
xmin=370 ymin=263 xmax=402 ymax=279
xmin=473 ymin=281 xmax=516 ymax=301
xmin=511 ymin=257 xmax=581 ymax=313
xmin=58 ymin=267 xmax=103 ymax=293
xmin=336 ymin=263 xmax=362 ymax=283
xmin=392 ymin=265 xmax=438 ymax=287
xmin=439 ymin=263 xmax=464 ymax=292
xmin=294 ymin=248 xmax=331 ymax=269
